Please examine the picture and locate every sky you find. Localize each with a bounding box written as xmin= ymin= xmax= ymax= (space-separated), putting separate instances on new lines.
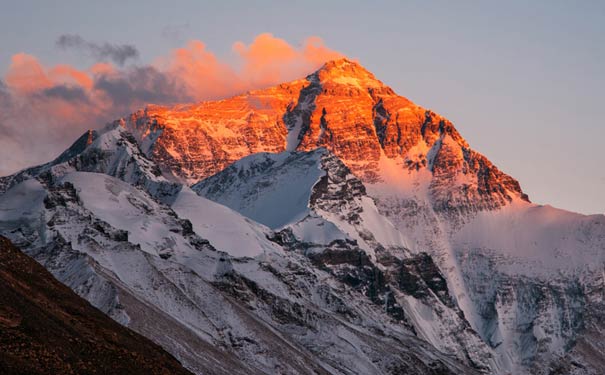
xmin=0 ymin=0 xmax=603 ymax=215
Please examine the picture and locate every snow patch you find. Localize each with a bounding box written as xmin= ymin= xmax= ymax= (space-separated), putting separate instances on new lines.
xmin=171 ymin=186 xmax=281 ymax=258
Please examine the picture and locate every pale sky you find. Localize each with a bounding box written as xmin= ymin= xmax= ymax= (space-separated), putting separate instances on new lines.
xmin=0 ymin=0 xmax=603 ymax=214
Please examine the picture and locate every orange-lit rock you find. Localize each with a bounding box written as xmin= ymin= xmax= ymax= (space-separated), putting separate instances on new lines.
xmin=118 ymin=58 xmax=528 ymax=214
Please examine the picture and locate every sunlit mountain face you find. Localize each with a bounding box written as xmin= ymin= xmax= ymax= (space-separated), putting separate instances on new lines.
xmin=1 ymin=58 xmax=604 ymax=375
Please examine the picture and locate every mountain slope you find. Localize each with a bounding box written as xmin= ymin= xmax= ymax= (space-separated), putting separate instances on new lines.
xmin=193 ymin=147 xmax=495 ymax=369
xmin=0 ymin=236 xmax=192 ymax=375
xmin=111 ymin=58 xmax=604 ymax=374
xmin=0 ymin=137 xmax=480 ymax=374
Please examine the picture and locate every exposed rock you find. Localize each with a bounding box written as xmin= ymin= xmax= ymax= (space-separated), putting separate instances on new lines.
xmin=114 ymin=58 xmax=527 ymax=218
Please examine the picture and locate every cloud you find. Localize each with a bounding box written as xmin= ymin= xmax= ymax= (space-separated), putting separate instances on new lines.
xmin=37 ymin=85 xmax=89 ymax=102
xmin=157 ymin=40 xmax=243 ymax=100
xmin=233 ymin=33 xmax=344 ymax=88
xmin=5 ymin=53 xmax=53 ymax=94
xmin=94 ymin=66 xmax=191 ymax=111
xmin=156 ymin=34 xmax=344 ymax=101
xmin=0 ymin=33 xmax=343 ymax=176
xmin=57 ymin=34 xmax=139 ymax=66
xmin=161 ymin=23 xmax=191 ymax=43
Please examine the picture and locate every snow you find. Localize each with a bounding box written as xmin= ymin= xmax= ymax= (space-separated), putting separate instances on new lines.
xmin=195 ymin=149 xmax=413 ymax=260
xmin=363 ymin=145 xmax=605 ymax=375
xmin=453 ymin=201 xmax=605 ymax=277
xmin=62 ymin=172 xmax=172 ymax=255
xmin=62 ymin=172 xmax=193 ymax=259
xmin=367 ymin=152 xmax=433 ymax=199
xmin=358 ymin=196 xmax=411 ymax=249
xmin=62 ymin=171 xmax=279 ymax=259
xmin=288 ymin=214 xmax=350 ymax=245
xmin=0 ymin=179 xmax=46 ymax=221
xmin=171 ymin=186 xmax=281 ymax=258
xmin=285 ymin=83 xmax=317 ymax=152
xmin=194 ymin=151 xmax=326 ymax=229
xmin=314 ymin=195 xmax=411 ymax=259
xmin=286 ymin=117 xmax=304 ymax=152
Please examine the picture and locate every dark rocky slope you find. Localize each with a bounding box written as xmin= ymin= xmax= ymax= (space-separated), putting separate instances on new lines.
xmin=0 ymin=236 xmax=192 ymax=375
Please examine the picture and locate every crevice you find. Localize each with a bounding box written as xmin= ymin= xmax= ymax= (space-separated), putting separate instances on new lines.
xmin=283 ymin=74 xmax=322 ymax=151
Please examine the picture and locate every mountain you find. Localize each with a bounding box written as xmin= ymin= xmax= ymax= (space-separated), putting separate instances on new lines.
xmin=0 ymin=236 xmax=192 ymax=375
xmin=0 ymin=129 xmax=478 ymax=374
xmin=1 ymin=58 xmax=604 ymax=374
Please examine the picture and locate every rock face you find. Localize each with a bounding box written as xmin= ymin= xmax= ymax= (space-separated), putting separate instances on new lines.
xmin=118 ymin=80 xmax=307 ymax=182
xmin=120 ymin=58 xmax=528 ymax=217
xmin=0 ymin=236 xmax=192 ymax=375
xmin=1 ymin=58 xmax=605 ymax=375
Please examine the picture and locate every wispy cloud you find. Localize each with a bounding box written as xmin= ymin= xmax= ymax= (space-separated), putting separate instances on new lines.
xmin=56 ymin=34 xmax=139 ymax=66
xmin=93 ymin=66 xmax=191 ymax=110
xmin=161 ymin=23 xmax=191 ymax=43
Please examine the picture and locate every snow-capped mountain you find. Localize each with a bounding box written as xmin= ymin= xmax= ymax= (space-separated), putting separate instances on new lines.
xmin=1 ymin=58 xmax=604 ymax=374
xmin=0 ymin=122 xmax=479 ymax=374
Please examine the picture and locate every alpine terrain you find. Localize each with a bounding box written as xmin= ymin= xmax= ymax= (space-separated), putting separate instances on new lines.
xmin=1 ymin=58 xmax=604 ymax=375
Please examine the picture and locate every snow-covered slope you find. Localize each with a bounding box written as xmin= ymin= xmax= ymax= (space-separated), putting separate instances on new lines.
xmin=194 ymin=150 xmax=325 ymax=229
xmin=0 ymin=124 xmax=482 ymax=374
xmin=453 ymin=202 xmax=605 ymax=277
xmin=193 ymin=148 xmax=496 ymax=370
xmin=358 ymin=150 xmax=605 ymax=374
xmin=0 ymin=124 xmax=179 ymax=202
xmin=193 ymin=148 xmax=411 ymax=258
xmin=171 ymin=186 xmax=281 ymax=258
xmin=0 ymin=172 xmax=482 ymax=374
xmin=449 ymin=202 xmax=605 ymax=373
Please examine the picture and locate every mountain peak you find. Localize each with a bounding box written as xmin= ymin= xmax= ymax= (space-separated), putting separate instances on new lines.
xmin=311 ymin=58 xmax=386 ymax=89
xmin=318 ymin=57 xmax=368 ymax=73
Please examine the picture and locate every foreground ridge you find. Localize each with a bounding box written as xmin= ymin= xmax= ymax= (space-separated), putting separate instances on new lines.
xmin=0 ymin=236 xmax=192 ymax=375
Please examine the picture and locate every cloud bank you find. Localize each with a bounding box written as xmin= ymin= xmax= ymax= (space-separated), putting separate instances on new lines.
xmin=0 ymin=33 xmax=343 ymax=176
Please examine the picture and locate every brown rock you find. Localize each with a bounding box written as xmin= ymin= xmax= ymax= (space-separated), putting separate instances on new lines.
xmin=0 ymin=236 xmax=192 ymax=375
